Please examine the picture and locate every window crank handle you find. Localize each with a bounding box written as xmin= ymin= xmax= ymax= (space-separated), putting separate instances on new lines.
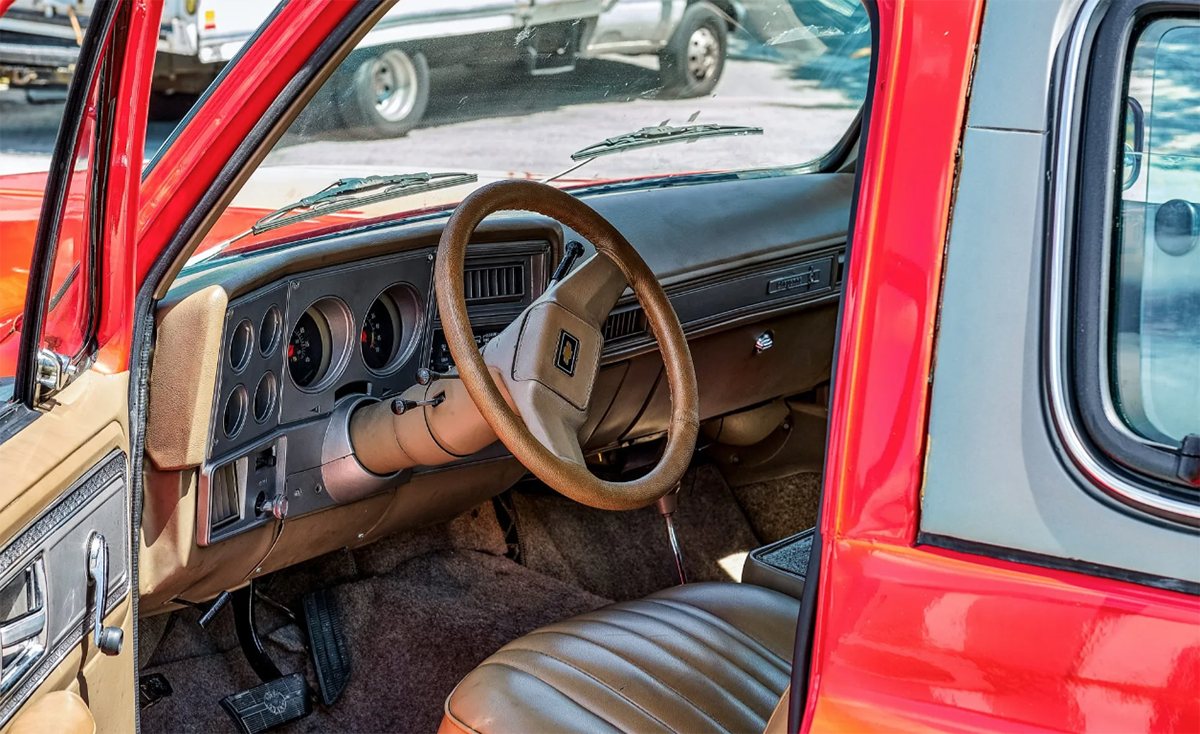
xmin=87 ymin=532 xmax=124 ymax=656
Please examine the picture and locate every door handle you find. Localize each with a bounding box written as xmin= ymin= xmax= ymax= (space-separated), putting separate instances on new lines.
xmin=86 ymin=533 xmax=123 ymax=656
xmin=0 ymin=557 xmax=47 ymax=695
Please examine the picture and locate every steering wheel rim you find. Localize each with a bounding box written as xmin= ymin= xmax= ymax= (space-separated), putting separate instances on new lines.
xmin=436 ymin=180 xmax=699 ymax=510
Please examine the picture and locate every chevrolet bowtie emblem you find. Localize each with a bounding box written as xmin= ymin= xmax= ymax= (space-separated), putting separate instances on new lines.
xmin=555 ymin=329 xmax=580 ymax=376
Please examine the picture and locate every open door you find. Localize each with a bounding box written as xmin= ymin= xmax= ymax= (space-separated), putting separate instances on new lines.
xmin=0 ymin=0 xmax=159 ymax=731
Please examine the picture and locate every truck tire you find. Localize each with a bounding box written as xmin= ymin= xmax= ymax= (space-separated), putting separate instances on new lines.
xmin=147 ymin=91 xmax=198 ymax=122
xmin=342 ymin=49 xmax=431 ymax=138
xmin=658 ymin=2 xmax=727 ymax=99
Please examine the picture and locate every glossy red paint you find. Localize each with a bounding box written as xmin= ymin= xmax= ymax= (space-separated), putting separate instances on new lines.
xmin=94 ymin=0 xmax=161 ymax=372
xmin=0 ymin=173 xmax=46 ymax=340
xmin=804 ymin=1 xmax=1200 ymax=732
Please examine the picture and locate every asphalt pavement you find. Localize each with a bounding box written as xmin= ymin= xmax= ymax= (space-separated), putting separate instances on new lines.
xmin=1 ymin=55 xmax=860 ymax=183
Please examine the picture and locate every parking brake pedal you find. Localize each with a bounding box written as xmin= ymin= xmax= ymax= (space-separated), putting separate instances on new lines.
xmin=303 ymin=588 xmax=352 ymax=705
xmin=220 ymin=673 xmax=311 ymax=734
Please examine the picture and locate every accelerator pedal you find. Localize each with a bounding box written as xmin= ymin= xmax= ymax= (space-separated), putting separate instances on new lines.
xmin=303 ymin=588 xmax=352 ymax=705
xmin=219 ymin=673 xmax=311 ymax=734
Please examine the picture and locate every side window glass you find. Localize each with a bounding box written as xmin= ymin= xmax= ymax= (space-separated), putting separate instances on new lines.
xmin=39 ymin=78 xmax=101 ymax=365
xmin=1112 ymin=18 xmax=1200 ymax=446
xmin=0 ymin=6 xmax=111 ymax=405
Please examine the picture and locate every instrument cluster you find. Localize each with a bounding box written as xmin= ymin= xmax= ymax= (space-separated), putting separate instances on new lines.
xmin=210 ymin=249 xmax=438 ymax=464
xmin=200 ymin=240 xmax=551 ymax=545
xmin=284 ymin=283 xmax=425 ymax=391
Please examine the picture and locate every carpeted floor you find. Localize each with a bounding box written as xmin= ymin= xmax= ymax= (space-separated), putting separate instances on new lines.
xmin=729 ymin=471 xmax=822 ymax=544
xmin=139 ymin=462 xmax=822 ymax=733
xmin=140 ymin=507 xmax=608 ymax=734
xmin=511 ymin=464 xmax=763 ymax=601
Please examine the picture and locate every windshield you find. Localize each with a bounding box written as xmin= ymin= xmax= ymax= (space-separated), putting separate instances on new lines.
xmin=186 ymin=0 xmax=870 ymax=266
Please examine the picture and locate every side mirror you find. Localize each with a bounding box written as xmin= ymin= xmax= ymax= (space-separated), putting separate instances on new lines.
xmin=1122 ymin=97 xmax=1145 ymax=190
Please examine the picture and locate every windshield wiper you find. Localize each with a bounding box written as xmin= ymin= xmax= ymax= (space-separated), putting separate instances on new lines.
xmin=543 ymin=113 xmax=762 ymax=183
xmin=186 ymin=171 xmax=479 ymax=268
xmin=253 ymin=171 xmax=478 ymax=235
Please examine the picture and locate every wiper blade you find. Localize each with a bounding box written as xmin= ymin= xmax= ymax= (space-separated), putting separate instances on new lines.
xmin=252 ymin=171 xmax=478 ymax=235
xmin=569 ymin=114 xmax=763 ymax=161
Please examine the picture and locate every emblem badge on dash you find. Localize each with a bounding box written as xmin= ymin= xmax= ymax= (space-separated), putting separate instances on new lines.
xmin=555 ymin=329 xmax=580 ymax=376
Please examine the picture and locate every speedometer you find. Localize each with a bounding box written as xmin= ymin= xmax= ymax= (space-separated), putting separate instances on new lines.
xmin=288 ymin=308 xmax=332 ymax=388
xmin=361 ymin=294 xmax=400 ymax=371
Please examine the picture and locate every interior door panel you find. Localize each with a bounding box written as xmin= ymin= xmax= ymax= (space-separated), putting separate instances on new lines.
xmin=0 ymin=372 xmax=135 ymax=732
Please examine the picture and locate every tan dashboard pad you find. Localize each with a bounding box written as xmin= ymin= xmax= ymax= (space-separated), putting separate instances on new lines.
xmin=146 ymin=284 xmax=229 ymax=470
xmin=435 ymin=180 xmax=699 ymax=510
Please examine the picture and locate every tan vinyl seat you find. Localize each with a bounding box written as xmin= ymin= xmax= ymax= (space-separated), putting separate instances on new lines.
xmin=439 ymin=582 xmax=800 ymax=734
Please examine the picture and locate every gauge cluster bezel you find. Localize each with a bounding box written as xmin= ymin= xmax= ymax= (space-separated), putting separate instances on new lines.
xmin=202 ymin=240 xmax=552 ymax=546
xmin=276 ymin=250 xmax=436 ymax=423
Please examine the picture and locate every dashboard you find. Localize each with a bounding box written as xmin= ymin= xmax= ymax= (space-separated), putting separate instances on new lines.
xmin=142 ymin=172 xmax=854 ymax=607
xmin=199 ymin=239 xmax=552 ymax=544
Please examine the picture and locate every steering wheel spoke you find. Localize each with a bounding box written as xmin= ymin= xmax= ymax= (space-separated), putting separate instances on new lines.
xmin=546 ymin=250 xmax=629 ymax=330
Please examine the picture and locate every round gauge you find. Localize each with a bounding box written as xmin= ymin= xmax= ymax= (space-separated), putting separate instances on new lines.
xmin=288 ymin=308 xmax=332 ymax=388
xmin=223 ymin=385 xmax=248 ymax=438
xmin=259 ymin=305 xmax=282 ymax=356
xmin=361 ymin=294 xmax=400 ymax=371
xmin=228 ymin=319 xmax=253 ymax=372
xmin=361 ymin=283 xmax=424 ymax=374
xmin=254 ymin=371 xmax=278 ymax=423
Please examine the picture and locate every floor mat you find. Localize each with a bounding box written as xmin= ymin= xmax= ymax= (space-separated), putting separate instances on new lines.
xmin=729 ymin=471 xmax=822 ymax=544
xmin=512 ymin=464 xmax=762 ymax=601
xmin=141 ymin=552 xmax=607 ymax=733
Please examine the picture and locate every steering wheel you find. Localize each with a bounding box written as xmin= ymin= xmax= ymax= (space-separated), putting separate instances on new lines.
xmin=436 ymin=180 xmax=699 ymax=510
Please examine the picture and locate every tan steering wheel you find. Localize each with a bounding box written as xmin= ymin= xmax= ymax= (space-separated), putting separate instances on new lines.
xmin=436 ymin=180 xmax=698 ymax=510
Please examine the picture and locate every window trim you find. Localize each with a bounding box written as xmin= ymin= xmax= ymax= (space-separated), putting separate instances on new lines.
xmin=1046 ymin=0 xmax=1200 ymax=527
xmin=11 ymin=0 xmax=122 ymax=412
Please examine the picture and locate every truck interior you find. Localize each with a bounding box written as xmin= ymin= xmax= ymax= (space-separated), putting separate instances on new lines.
xmin=11 ymin=1 xmax=873 ymax=731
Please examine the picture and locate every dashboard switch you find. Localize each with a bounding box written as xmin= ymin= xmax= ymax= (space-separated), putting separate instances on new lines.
xmin=256 ymin=494 xmax=288 ymax=521
xmin=415 ymin=367 xmax=455 ymax=386
xmin=390 ymin=393 xmax=446 ymax=415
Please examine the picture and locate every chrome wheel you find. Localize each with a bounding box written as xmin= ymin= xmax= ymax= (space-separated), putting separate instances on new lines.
xmin=686 ymin=26 xmax=720 ymax=83
xmin=371 ymin=50 xmax=418 ymax=123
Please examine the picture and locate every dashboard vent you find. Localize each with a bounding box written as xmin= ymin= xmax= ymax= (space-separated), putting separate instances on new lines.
xmin=208 ymin=460 xmax=242 ymax=529
xmin=603 ymin=306 xmax=645 ymax=342
xmin=464 ymin=262 xmax=525 ymax=304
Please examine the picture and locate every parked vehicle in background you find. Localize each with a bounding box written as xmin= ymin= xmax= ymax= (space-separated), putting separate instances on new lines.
xmin=1 ymin=0 xmax=750 ymax=133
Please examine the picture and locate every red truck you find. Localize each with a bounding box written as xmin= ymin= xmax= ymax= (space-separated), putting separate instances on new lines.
xmin=0 ymin=0 xmax=1194 ymax=732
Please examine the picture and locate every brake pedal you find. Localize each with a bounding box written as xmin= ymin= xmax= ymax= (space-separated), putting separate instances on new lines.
xmin=303 ymin=588 xmax=351 ymax=705
xmin=220 ymin=673 xmax=312 ymax=734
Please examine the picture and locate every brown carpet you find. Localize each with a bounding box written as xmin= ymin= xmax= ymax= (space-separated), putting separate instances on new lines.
xmin=729 ymin=471 xmax=822 ymax=544
xmin=512 ymin=464 xmax=762 ymax=601
xmin=139 ymin=463 xmax=820 ymax=732
xmin=140 ymin=506 xmax=608 ymax=734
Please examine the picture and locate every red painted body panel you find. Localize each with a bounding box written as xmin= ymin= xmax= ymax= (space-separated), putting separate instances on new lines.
xmin=804 ymin=1 xmax=1200 ymax=732
xmin=94 ymin=0 xmax=161 ymax=372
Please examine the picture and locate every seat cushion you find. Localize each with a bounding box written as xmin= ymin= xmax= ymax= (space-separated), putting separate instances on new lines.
xmin=439 ymin=582 xmax=800 ymax=734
